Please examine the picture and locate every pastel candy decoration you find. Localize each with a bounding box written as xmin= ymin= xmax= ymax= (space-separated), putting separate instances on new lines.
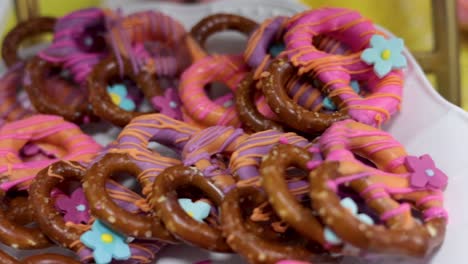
xmin=361 ymin=35 xmax=407 ymax=78
xmin=285 ymin=8 xmax=404 ymax=127
xmin=178 ymin=198 xmax=211 ymax=222
xmin=39 ymin=8 xmax=113 ymax=84
xmin=314 ymin=120 xmax=447 ymax=256
xmin=151 ymin=88 xmax=183 ymax=120
xmin=108 ymin=10 xmax=188 ymax=78
xmin=29 ymin=160 xmax=164 ymax=264
xmin=80 ymin=220 xmax=131 ymax=264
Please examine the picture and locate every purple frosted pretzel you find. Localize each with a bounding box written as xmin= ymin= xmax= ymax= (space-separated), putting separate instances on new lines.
xmin=108 ymin=10 xmax=189 ymax=78
xmin=39 ymin=8 xmax=114 ymax=84
xmin=182 ymin=125 xmax=247 ymax=192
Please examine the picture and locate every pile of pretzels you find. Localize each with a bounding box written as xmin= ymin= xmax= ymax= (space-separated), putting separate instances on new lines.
xmin=0 ymin=5 xmax=448 ymax=264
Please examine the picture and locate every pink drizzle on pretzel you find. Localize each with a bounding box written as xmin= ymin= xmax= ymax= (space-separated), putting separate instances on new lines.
xmin=0 ymin=115 xmax=101 ymax=191
xmin=285 ymin=8 xmax=403 ymax=126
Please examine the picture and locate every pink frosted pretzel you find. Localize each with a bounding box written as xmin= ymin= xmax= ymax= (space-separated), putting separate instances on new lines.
xmin=179 ymin=54 xmax=273 ymax=127
xmin=0 ymin=115 xmax=100 ymax=249
xmin=284 ymin=8 xmax=405 ymax=127
xmin=312 ymin=120 xmax=447 ymax=256
xmin=0 ymin=115 xmax=101 ymax=191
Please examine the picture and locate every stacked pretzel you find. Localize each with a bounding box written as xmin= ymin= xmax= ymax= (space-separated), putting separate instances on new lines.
xmin=0 ymin=5 xmax=448 ymax=264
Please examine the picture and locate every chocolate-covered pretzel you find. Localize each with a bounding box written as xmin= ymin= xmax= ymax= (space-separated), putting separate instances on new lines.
xmin=87 ymin=55 xmax=162 ymax=126
xmin=236 ymin=73 xmax=284 ymax=132
xmin=186 ymin=13 xmax=258 ymax=60
xmin=311 ymin=120 xmax=448 ymax=256
xmin=308 ymin=162 xmax=446 ymax=257
xmin=5 ymin=195 xmax=34 ymax=225
xmin=111 ymin=113 xmax=197 ymax=196
xmin=0 ymin=189 xmax=50 ymax=249
xmin=260 ymin=59 xmax=348 ymax=134
xmin=23 ymin=57 xmax=93 ymax=124
xmin=150 ymin=165 xmax=230 ymax=252
xmin=30 ymin=160 xmax=166 ymax=263
xmin=220 ymin=187 xmax=313 ymax=264
xmin=1 ymin=17 xmax=56 ymax=67
xmin=0 ymin=248 xmax=80 ymax=264
xmin=83 ymin=152 xmax=175 ymax=241
xmin=182 ymin=125 xmax=247 ymax=192
xmin=260 ymin=144 xmax=326 ymax=245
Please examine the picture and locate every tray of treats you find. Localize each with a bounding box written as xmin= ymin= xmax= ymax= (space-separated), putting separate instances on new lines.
xmin=0 ymin=0 xmax=467 ymax=263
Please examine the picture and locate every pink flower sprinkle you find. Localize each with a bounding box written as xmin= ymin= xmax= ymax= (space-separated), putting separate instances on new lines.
xmin=151 ymin=88 xmax=183 ymax=120
xmin=55 ymin=188 xmax=90 ymax=224
xmin=405 ymin=154 xmax=448 ymax=190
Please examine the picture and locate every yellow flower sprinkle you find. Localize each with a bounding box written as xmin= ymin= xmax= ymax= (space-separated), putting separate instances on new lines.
xmin=101 ymin=233 xmax=114 ymax=244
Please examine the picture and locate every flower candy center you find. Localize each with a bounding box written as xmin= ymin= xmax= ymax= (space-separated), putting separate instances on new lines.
xmin=101 ymin=233 xmax=114 ymax=244
xmin=76 ymin=204 xmax=86 ymax=212
xmin=110 ymin=93 xmax=121 ymax=105
xmin=381 ymin=49 xmax=391 ymax=60
xmin=425 ymin=169 xmax=435 ymax=177
xmin=169 ymin=101 xmax=178 ymax=108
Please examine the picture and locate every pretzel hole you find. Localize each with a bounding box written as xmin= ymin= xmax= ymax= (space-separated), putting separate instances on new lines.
xmin=110 ymin=171 xmax=143 ymax=197
xmin=204 ymin=82 xmax=233 ymax=108
xmin=205 ymin=31 xmax=247 ymax=55
xmin=176 ymin=185 xmax=219 ymax=226
xmin=147 ymin=141 xmax=180 ymax=159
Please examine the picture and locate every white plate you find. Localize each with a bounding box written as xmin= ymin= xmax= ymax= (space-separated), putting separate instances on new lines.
xmin=3 ymin=0 xmax=468 ymax=263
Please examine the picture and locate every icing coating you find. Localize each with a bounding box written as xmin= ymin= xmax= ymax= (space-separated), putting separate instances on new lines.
xmin=38 ymin=8 xmax=112 ymax=84
xmin=0 ymin=115 xmax=101 ymax=191
xmin=179 ymin=55 xmax=249 ymax=127
xmin=114 ymin=113 xmax=198 ymax=196
xmin=285 ymin=8 xmax=403 ymax=126
xmin=230 ymin=130 xmax=312 ymax=188
xmin=182 ymin=126 xmax=247 ymax=192
xmin=314 ymin=120 xmax=447 ymax=256
xmin=108 ymin=10 xmax=188 ymax=77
